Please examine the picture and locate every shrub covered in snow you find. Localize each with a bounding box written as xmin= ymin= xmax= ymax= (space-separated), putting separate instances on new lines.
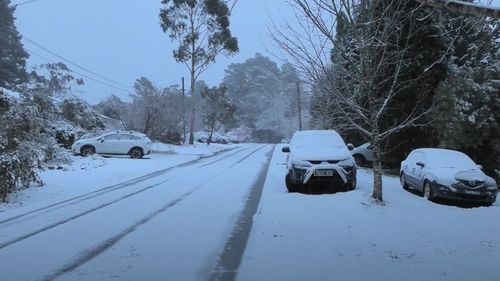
xmin=50 ymin=120 xmax=86 ymax=149
xmin=61 ymin=97 xmax=104 ymax=131
xmin=0 ymin=89 xmax=45 ymax=201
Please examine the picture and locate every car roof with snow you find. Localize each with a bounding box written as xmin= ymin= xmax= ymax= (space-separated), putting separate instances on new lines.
xmin=413 ymin=148 xmax=477 ymax=168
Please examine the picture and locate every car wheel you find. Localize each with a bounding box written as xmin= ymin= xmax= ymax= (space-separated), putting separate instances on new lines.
xmin=400 ymin=173 xmax=409 ymax=190
xmin=130 ymin=148 xmax=144 ymax=159
xmin=346 ymin=177 xmax=356 ymax=191
xmin=423 ymin=181 xmax=434 ymax=201
xmin=80 ymin=146 xmax=95 ymax=157
xmin=354 ymin=154 xmax=365 ymax=166
xmin=285 ymin=172 xmax=297 ymax=193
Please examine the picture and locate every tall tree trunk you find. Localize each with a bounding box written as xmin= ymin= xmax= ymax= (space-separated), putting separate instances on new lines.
xmin=371 ymin=128 xmax=384 ymax=203
xmin=189 ymin=13 xmax=196 ymax=145
xmin=189 ymin=65 xmax=196 ymax=145
xmin=208 ymin=116 xmax=216 ymax=145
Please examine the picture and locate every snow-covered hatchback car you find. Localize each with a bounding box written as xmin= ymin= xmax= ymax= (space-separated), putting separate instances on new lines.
xmin=71 ymin=131 xmax=152 ymax=159
xmin=282 ymin=130 xmax=356 ymax=193
xmin=400 ymin=148 xmax=497 ymax=205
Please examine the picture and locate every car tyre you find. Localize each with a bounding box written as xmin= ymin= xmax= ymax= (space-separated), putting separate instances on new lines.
xmin=130 ymin=148 xmax=144 ymax=159
xmin=423 ymin=181 xmax=434 ymax=201
xmin=80 ymin=145 xmax=95 ymax=157
xmin=345 ymin=177 xmax=356 ymax=191
xmin=353 ymin=154 xmax=365 ymax=166
xmin=400 ymin=173 xmax=409 ymax=190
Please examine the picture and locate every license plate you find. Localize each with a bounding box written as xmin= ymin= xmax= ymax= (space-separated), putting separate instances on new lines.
xmin=464 ymin=190 xmax=481 ymax=195
xmin=314 ymin=170 xmax=334 ymax=177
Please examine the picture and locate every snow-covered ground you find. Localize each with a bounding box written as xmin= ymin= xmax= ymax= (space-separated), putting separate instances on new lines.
xmin=0 ymin=144 xmax=499 ymax=281
xmin=0 ymin=142 xmax=238 ymax=213
xmin=238 ymin=145 xmax=500 ymax=281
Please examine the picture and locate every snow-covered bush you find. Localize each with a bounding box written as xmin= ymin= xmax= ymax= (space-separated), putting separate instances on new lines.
xmin=51 ymin=120 xmax=86 ymax=149
xmin=61 ymin=97 xmax=104 ymax=131
xmin=0 ymin=89 xmax=45 ymax=201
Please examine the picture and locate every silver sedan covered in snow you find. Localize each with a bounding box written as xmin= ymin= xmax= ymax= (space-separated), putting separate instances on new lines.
xmin=400 ymin=148 xmax=497 ymax=205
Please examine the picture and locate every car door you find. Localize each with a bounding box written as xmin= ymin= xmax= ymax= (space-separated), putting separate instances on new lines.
xmin=411 ymin=152 xmax=426 ymax=191
xmin=364 ymin=144 xmax=375 ymax=162
xmin=97 ymin=134 xmax=121 ymax=154
xmin=401 ymin=152 xmax=414 ymax=185
xmin=118 ymin=134 xmax=136 ymax=154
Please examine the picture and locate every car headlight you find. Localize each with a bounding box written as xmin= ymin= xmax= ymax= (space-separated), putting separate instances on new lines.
xmin=486 ymin=184 xmax=498 ymax=191
xmin=339 ymin=157 xmax=355 ymax=166
xmin=341 ymin=164 xmax=355 ymax=173
xmin=292 ymin=160 xmax=312 ymax=168
xmin=440 ymin=184 xmax=458 ymax=192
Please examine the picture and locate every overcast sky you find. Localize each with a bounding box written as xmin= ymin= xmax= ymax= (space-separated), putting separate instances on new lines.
xmin=12 ymin=0 xmax=500 ymax=104
xmin=13 ymin=0 xmax=291 ymax=104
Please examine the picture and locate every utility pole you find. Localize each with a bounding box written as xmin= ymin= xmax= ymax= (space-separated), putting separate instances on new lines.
xmin=181 ymin=77 xmax=186 ymax=144
xmin=296 ymin=81 xmax=302 ymax=131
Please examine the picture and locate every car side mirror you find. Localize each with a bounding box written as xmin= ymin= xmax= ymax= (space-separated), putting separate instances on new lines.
xmin=477 ymin=164 xmax=483 ymax=170
xmin=416 ymin=162 xmax=425 ymax=167
xmin=347 ymin=143 xmax=354 ymax=151
xmin=282 ymin=146 xmax=290 ymax=153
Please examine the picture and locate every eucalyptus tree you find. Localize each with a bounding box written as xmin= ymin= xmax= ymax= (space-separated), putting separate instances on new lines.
xmin=159 ymin=0 xmax=239 ymax=144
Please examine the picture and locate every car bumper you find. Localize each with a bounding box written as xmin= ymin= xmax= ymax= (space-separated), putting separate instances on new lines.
xmin=431 ymin=182 xmax=497 ymax=204
xmin=71 ymin=145 xmax=81 ymax=154
xmin=290 ymin=165 xmax=356 ymax=186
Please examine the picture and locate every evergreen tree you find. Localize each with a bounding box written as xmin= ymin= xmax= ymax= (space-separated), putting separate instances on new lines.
xmin=0 ymin=0 xmax=29 ymax=89
xmin=433 ymin=14 xmax=500 ymax=178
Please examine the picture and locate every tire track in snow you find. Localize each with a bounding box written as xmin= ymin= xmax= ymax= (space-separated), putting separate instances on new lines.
xmin=0 ymin=146 xmax=261 ymax=251
xmin=38 ymin=144 xmax=271 ymax=281
xmin=0 ymin=146 xmax=252 ymax=227
xmin=209 ymin=146 xmax=275 ymax=281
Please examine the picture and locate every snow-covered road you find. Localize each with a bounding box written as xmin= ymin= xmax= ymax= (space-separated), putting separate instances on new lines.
xmin=1 ymin=144 xmax=499 ymax=281
xmin=0 ymin=144 xmax=274 ymax=281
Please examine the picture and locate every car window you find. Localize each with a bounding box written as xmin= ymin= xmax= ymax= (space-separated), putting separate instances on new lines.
xmin=412 ymin=151 xmax=424 ymax=165
xmin=290 ymin=133 xmax=345 ymax=150
xmin=104 ymin=134 xmax=121 ymax=140
xmin=122 ymin=134 xmax=141 ymax=140
xmin=426 ymin=151 xmax=477 ymax=169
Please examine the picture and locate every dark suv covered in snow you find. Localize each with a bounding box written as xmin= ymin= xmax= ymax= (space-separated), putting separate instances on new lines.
xmin=282 ymin=130 xmax=356 ymax=193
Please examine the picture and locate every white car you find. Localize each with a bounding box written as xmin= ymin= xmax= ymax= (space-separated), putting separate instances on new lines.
xmin=351 ymin=142 xmax=374 ymax=165
xmin=282 ymin=130 xmax=356 ymax=193
xmin=400 ymin=148 xmax=497 ymax=205
xmin=71 ymin=131 xmax=152 ymax=159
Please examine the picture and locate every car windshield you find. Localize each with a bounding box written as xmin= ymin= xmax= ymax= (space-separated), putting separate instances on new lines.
xmin=427 ymin=151 xmax=478 ymax=169
xmin=291 ymin=133 xmax=345 ymax=150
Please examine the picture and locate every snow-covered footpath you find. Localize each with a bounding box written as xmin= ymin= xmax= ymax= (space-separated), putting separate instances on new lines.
xmin=237 ymin=145 xmax=500 ymax=281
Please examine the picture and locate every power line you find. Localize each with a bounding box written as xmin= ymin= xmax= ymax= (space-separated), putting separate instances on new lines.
xmin=26 ymin=48 xmax=133 ymax=94
xmin=22 ymin=35 xmax=133 ymax=89
xmin=13 ymin=0 xmax=43 ymax=7
xmin=0 ymin=31 xmax=134 ymax=94
xmin=0 ymin=22 xmax=133 ymax=92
